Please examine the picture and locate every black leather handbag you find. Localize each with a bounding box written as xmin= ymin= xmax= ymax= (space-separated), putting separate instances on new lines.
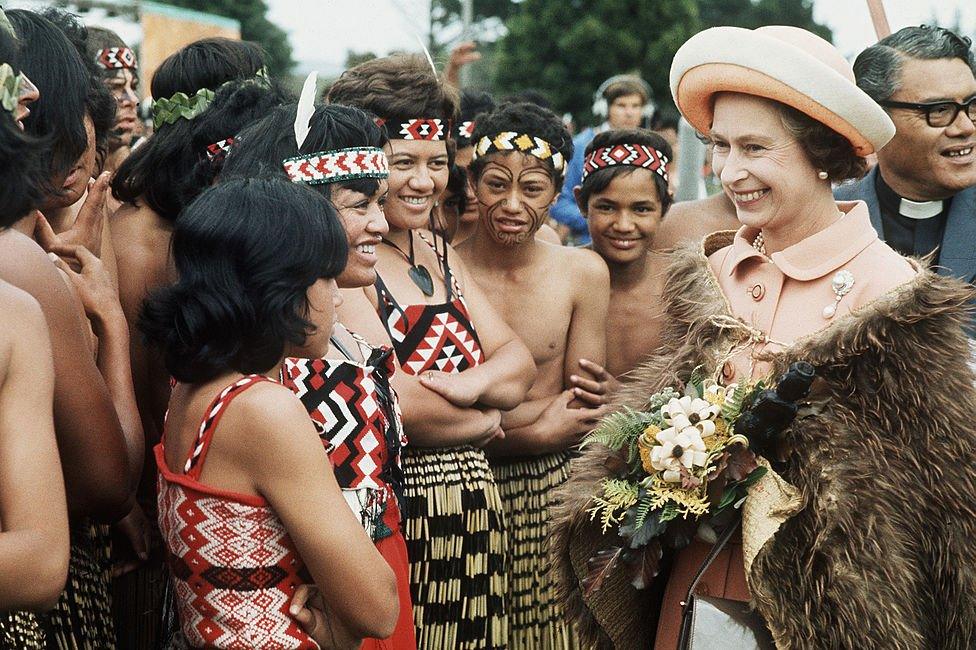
xmin=677 ymin=520 xmax=776 ymax=650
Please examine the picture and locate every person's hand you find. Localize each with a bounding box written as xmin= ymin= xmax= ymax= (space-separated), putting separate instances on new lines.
xmin=111 ymin=502 xmax=151 ymax=578
xmin=472 ymin=408 xmax=504 ymax=447
xmin=419 ymin=369 xmax=483 ymax=408
xmin=47 ymin=244 xmax=123 ymax=330
xmin=289 ymin=585 xmax=359 ymax=649
xmin=538 ymin=390 xmax=611 ymax=451
xmin=35 ymin=171 xmax=111 ymax=258
xmin=569 ymin=358 xmax=621 ymax=407
xmin=444 ymin=41 xmax=481 ymax=85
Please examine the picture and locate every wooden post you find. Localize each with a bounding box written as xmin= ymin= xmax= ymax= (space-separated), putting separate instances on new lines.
xmin=865 ymin=0 xmax=891 ymax=40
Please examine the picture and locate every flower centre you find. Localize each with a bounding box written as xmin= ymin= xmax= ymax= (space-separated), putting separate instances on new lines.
xmin=671 ymin=445 xmax=685 ymax=459
xmin=688 ymin=413 xmax=700 ymax=424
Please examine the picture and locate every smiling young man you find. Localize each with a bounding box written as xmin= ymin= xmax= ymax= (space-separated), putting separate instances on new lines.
xmin=836 ymin=26 xmax=976 ymax=288
xmin=456 ymin=101 xmax=610 ymax=648
xmin=576 ymin=128 xmax=674 ymax=377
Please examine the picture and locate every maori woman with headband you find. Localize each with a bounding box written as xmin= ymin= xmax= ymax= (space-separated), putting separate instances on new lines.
xmin=221 ymin=75 xmax=416 ymax=648
xmin=328 ymin=54 xmax=535 ymax=649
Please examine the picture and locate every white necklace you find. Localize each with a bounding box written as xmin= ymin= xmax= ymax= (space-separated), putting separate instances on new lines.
xmin=752 ymin=232 xmax=766 ymax=255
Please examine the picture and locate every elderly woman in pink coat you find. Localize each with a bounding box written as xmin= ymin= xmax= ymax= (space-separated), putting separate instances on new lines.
xmin=552 ymin=25 xmax=976 ymax=650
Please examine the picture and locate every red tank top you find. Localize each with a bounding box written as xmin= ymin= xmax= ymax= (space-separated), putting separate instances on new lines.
xmin=154 ymin=375 xmax=318 ymax=650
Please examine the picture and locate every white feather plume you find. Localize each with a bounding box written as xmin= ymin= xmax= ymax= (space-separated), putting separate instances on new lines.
xmin=414 ymin=34 xmax=438 ymax=77
xmin=294 ymin=71 xmax=318 ymax=150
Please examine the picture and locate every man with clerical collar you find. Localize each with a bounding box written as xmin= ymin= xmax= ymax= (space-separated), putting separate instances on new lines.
xmin=835 ymin=25 xmax=976 ymax=279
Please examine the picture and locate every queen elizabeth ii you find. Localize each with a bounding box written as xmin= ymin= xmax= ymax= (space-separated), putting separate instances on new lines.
xmin=553 ymin=25 xmax=976 ymax=649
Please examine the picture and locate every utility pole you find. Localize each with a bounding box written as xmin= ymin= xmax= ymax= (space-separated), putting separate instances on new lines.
xmin=460 ymin=0 xmax=473 ymax=87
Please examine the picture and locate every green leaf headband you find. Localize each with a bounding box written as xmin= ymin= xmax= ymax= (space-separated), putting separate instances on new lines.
xmin=0 ymin=62 xmax=24 ymax=115
xmin=151 ymin=67 xmax=269 ymax=130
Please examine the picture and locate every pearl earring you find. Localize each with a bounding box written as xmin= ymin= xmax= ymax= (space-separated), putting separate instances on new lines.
xmin=817 ymin=170 xmax=829 ymax=180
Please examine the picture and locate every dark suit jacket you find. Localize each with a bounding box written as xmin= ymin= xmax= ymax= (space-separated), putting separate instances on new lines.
xmin=835 ymin=166 xmax=976 ymax=284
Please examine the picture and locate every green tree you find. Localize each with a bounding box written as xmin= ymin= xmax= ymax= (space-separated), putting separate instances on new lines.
xmin=494 ymin=0 xmax=832 ymax=124
xmin=157 ymin=0 xmax=294 ymax=75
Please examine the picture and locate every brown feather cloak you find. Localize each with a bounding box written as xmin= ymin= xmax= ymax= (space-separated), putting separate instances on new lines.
xmin=551 ymin=232 xmax=976 ymax=649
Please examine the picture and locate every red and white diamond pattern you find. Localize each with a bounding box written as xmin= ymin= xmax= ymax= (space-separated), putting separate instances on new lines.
xmin=397 ymin=118 xmax=444 ymax=141
xmin=581 ymin=143 xmax=669 ymax=183
xmin=96 ymin=47 xmax=137 ymax=70
xmin=402 ymin=309 xmax=484 ymax=375
xmin=283 ymin=147 xmax=388 ymax=184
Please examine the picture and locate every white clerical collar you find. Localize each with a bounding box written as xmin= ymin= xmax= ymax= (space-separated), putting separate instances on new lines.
xmin=899 ymin=197 xmax=944 ymax=220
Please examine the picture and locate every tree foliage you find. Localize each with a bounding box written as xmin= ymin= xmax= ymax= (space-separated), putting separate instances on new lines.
xmin=157 ymin=0 xmax=294 ymax=76
xmin=493 ymin=0 xmax=832 ymax=123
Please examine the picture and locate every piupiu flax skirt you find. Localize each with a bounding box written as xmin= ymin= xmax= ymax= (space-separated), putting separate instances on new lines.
xmin=492 ymin=451 xmax=579 ymax=650
xmin=401 ymin=445 xmax=508 ymax=650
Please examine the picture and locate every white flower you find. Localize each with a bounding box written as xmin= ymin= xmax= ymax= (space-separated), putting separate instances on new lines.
xmin=649 ymin=425 xmax=708 ymax=483
xmin=660 ymin=396 xmax=720 ymax=438
xmin=704 ymin=381 xmax=740 ymax=407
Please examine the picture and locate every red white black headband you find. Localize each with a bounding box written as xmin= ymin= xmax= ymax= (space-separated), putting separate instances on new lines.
xmin=457 ymin=120 xmax=475 ymax=140
xmin=581 ymin=144 xmax=669 ymax=184
xmin=96 ymin=47 xmax=137 ymax=70
xmin=375 ymin=117 xmax=446 ymax=141
xmin=206 ymin=137 xmax=234 ymax=163
xmin=284 ymin=147 xmax=389 ymax=185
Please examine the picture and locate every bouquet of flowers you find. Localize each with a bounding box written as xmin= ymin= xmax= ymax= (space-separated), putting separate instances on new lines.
xmin=581 ymin=369 xmax=769 ymax=595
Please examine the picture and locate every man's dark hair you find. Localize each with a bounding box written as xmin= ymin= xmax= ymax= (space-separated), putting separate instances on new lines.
xmin=501 ymin=89 xmax=552 ymax=110
xmin=468 ymin=101 xmax=573 ymax=184
xmin=457 ymin=89 xmax=495 ymax=148
xmin=0 ymin=16 xmax=45 ymax=223
xmin=7 ymin=9 xmax=96 ymax=180
xmin=854 ymin=25 xmax=976 ymax=103
xmin=38 ymin=8 xmax=115 ymax=171
xmin=111 ymin=38 xmax=272 ymax=221
xmin=222 ymin=102 xmax=389 ymax=201
xmin=139 ymin=176 xmax=348 ymax=383
xmin=578 ymin=128 xmax=673 ymax=216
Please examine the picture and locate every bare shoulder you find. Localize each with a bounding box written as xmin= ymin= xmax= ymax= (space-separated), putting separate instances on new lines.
xmin=656 ymin=194 xmax=739 ymax=251
xmin=0 ymin=230 xmax=78 ymax=305
xmin=112 ymin=204 xmax=171 ymax=272
xmin=558 ymin=244 xmax=609 ymax=280
xmin=219 ymin=380 xmax=315 ymax=457
xmin=0 ymin=282 xmax=45 ymax=373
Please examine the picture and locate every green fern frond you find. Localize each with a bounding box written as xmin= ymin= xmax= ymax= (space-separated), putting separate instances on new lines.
xmin=582 ymin=408 xmax=651 ymax=451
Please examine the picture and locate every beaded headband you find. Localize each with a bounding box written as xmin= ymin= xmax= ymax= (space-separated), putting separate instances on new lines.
xmin=581 ymin=144 xmax=669 ymax=184
xmin=283 ymin=147 xmax=389 ymax=185
xmin=472 ymin=131 xmax=566 ymax=172
xmin=375 ymin=117 xmax=446 ymax=141
xmin=457 ymin=120 xmax=475 ymax=140
xmin=205 ymin=137 xmax=234 ymax=163
xmin=151 ymin=67 xmax=269 ymax=129
xmin=0 ymin=62 xmax=24 ymax=115
xmin=96 ymin=47 xmax=138 ymax=70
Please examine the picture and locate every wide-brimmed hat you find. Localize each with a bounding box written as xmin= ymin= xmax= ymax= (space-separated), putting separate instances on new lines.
xmin=669 ymin=25 xmax=895 ymax=156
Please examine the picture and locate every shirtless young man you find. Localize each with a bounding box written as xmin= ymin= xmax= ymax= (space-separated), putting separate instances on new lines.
xmin=577 ymin=128 xmax=675 ymax=377
xmin=653 ymin=190 xmax=739 ymax=250
xmin=457 ymin=101 xmax=610 ymax=647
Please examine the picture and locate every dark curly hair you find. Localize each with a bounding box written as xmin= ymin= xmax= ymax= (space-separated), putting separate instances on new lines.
xmin=326 ymin=53 xmax=458 ymax=126
xmin=0 ymin=18 xmax=45 ymax=223
xmin=457 ymin=89 xmax=495 ymax=148
xmin=139 ymin=177 xmax=348 ymax=383
xmin=112 ymin=38 xmax=270 ymax=221
xmin=777 ymin=103 xmax=867 ymax=183
xmin=468 ymin=101 xmax=574 ymax=183
xmin=578 ymin=128 xmax=673 ymax=215
xmin=37 ymin=7 xmax=115 ymax=171
xmin=221 ymin=102 xmax=388 ymax=201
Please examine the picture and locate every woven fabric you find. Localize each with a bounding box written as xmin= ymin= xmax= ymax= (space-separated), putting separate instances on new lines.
xmin=492 ymin=452 xmax=578 ymax=650
xmin=473 ymin=132 xmax=566 ymax=172
xmin=283 ymin=147 xmax=389 ymax=185
xmin=401 ymin=446 xmax=508 ymax=649
xmin=155 ymin=375 xmax=318 ymax=649
xmin=42 ymin=522 xmax=116 ymax=650
xmin=95 ymin=47 xmax=137 ymax=70
xmin=581 ymin=143 xmax=669 ymax=184
xmin=0 ymin=611 xmax=44 ymax=649
xmin=376 ymin=117 xmax=446 ymax=141
xmin=205 ymin=138 xmax=234 ymax=163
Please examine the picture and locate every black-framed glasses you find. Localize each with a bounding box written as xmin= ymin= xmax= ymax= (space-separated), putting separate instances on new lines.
xmin=878 ymin=96 xmax=976 ymax=128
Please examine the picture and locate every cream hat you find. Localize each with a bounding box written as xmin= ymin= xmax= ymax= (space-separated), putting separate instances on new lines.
xmin=669 ymin=25 xmax=895 ymax=156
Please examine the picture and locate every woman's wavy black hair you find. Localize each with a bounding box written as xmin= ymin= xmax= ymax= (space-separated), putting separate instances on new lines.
xmin=112 ymin=37 xmax=270 ymax=221
xmin=139 ymin=177 xmax=348 ymax=383
xmin=0 ymin=15 xmax=44 ymax=224
xmin=221 ymin=102 xmax=388 ymax=200
xmin=6 ymin=9 xmax=93 ymax=181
